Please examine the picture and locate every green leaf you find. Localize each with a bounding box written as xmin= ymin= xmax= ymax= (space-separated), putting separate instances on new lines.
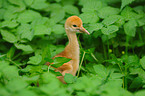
xmin=4 ymin=10 xmax=18 ymax=21
xmin=98 ymin=6 xmax=120 ymax=18
xmin=14 ymin=43 xmax=34 ymax=53
xmin=34 ymin=24 xmax=51 ymax=35
xmin=1 ymin=20 xmax=19 ymax=28
xmin=101 ymin=25 xmax=119 ymax=35
xmin=0 ymin=9 xmax=6 ymax=20
xmin=51 ymin=57 xmax=71 ymax=68
xmin=30 ymin=0 xmax=49 ymax=10
xmin=123 ymin=19 xmax=137 ymax=37
xmin=2 ymin=66 xmax=19 ymax=80
xmin=63 ymin=5 xmax=79 ymax=15
xmin=17 ymin=23 xmax=34 ymax=41
xmin=0 ymin=30 xmax=18 ymax=43
xmin=121 ymin=0 xmax=135 ymax=9
xmin=81 ymin=0 xmax=104 ymax=12
xmin=129 ymin=77 xmax=143 ymax=89
xmin=17 ymin=10 xmax=41 ymax=23
xmin=7 ymin=46 xmax=16 ymax=59
xmin=88 ymin=23 xmax=103 ymax=33
xmin=8 ymin=0 xmax=25 ymax=7
xmin=102 ymin=15 xmax=125 ymax=26
xmin=27 ymin=55 xmax=42 ymax=65
xmin=24 ymin=0 xmax=34 ymax=6
xmin=13 ymin=90 xmax=37 ymax=96
xmin=80 ymin=12 xmax=99 ymax=23
xmin=52 ymin=24 xmax=65 ymax=34
xmin=6 ymin=78 xmax=28 ymax=92
xmin=140 ymin=56 xmax=145 ymax=69
xmin=64 ymin=73 xmax=76 ymax=83
xmin=93 ymin=64 xmax=108 ymax=78
xmin=50 ymin=9 xmax=65 ymax=23
xmin=121 ymin=7 xmax=142 ymax=21
xmin=135 ymin=90 xmax=145 ymax=96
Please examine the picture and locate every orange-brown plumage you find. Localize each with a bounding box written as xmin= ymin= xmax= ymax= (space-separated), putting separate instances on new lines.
xmin=46 ymin=16 xmax=89 ymax=83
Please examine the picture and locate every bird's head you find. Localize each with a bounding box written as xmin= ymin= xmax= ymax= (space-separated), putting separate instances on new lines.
xmin=65 ymin=16 xmax=90 ymax=35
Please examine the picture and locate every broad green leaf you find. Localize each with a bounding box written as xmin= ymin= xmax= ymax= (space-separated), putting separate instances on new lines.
xmin=7 ymin=46 xmax=16 ymax=59
xmin=101 ymin=25 xmax=119 ymax=35
xmin=135 ymin=90 xmax=145 ymax=96
xmin=81 ymin=0 xmax=104 ymax=12
xmin=34 ymin=24 xmax=51 ymax=35
xmin=129 ymin=77 xmax=143 ymax=89
xmin=102 ymin=15 xmax=125 ymax=26
xmin=4 ymin=10 xmax=18 ymax=21
xmin=50 ymin=9 xmax=65 ymax=23
xmin=27 ymin=55 xmax=42 ymax=65
xmin=63 ymin=5 xmax=79 ymax=15
xmin=98 ymin=6 xmax=120 ymax=18
xmin=137 ymin=17 xmax=145 ymax=26
xmin=0 ymin=61 xmax=9 ymax=72
xmin=51 ymin=57 xmax=71 ymax=68
xmin=52 ymin=24 xmax=65 ymax=34
xmin=8 ymin=0 xmax=25 ymax=7
xmin=121 ymin=7 xmax=142 ymax=21
xmin=80 ymin=12 xmax=99 ymax=23
xmin=62 ymin=0 xmax=75 ymax=5
xmin=1 ymin=20 xmax=19 ymax=28
xmin=17 ymin=10 xmax=41 ymax=23
xmin=13 ymin=90 xmax=37 ymax=96
xmin=93 ymin=64 xmax=108 ymax=78
xmin=24 ymin=0 xmax=34 ymax=6
xmin=17 ymin=24 xmax=34 ymax=41
xmin=14 ymin=43 xmax=34 ymax=53
xmin=6 ymin=78 xmax=28 ymax=92
xmin=30 ymin=0 xmax=49 ymax=10
xmin=0 ymin=9 xmax=6 ymax=20
xmin=0 ymin=30 xmax=18 ymax=43
xmin=121 ymin=0 xmax=135 ymax=9
xmin=140 ymin=56 xmax=145 ymax=69
xmin=64 ymin=73 xmax=76 ymax=83
xmin=2 ymin=66 xmax=19 ymax=80
xmin=88 ymin=23 xmax=103 ymax=33
xmin=123 ymin=20 xmax=137 ymax=37
xmin=22 ymin=75 xmax=39 ymax=83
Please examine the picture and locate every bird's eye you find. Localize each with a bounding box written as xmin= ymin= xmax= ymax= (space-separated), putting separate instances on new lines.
xmin=73 ymin=25 xmax=77 ymax=27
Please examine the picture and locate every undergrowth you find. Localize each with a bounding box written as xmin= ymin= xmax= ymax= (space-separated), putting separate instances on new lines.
xmin=0 ymin=0 xmax=145 ymax=96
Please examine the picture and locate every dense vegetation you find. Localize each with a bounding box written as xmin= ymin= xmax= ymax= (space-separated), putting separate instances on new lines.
xmin=0 ymin=0 xmax=145 ymax=96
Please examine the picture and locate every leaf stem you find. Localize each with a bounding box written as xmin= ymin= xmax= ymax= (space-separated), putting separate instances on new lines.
xmin=6 ymin=58 xmax=22 ymax=69
xmin=91 ymin=53 xmax=98 ymax=62
xmin=77 ymin=51 xmax=86 ymax=77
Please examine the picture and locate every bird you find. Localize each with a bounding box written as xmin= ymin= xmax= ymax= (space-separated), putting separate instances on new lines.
xmin=46 ymin=16 xmax=90 ymax=83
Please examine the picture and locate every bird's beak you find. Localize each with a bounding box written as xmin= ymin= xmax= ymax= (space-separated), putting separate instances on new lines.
xmin=79 ymin=27 xmax=90 ymax=35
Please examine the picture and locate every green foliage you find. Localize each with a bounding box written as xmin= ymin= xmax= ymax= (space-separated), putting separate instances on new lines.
xmin=0 ymin=0 xmax=145 ymax=96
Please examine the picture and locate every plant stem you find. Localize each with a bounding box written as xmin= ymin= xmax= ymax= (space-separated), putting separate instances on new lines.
xmin=91 ymin=53 xmax=98 ymax=62
xmin=77 ymin=51 xmax=86 ymax=77
xmin=6 ymin=58 xmax=22 ymax=69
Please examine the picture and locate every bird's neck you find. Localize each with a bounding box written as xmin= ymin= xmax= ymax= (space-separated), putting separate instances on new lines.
xmin=65 ymin=30 xmax=79 ymax=59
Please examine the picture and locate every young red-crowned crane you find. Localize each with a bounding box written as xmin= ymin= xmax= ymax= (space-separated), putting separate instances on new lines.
xmin=46 ymin=16 xmax=90 ymax=83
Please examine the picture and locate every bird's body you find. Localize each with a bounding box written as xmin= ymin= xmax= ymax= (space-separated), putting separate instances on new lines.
xmin=46 ymin=16 xmax=89 ymax=83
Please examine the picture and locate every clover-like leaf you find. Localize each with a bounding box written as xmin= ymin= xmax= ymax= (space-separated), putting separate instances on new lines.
xmin=14 ymin=43 xmax=34 ymax=53
xmin=123 ymin=19 xmax=137 ymax=37
xmin=1 ymin=30 xmax=18 ymax=43
xmin=63 ymin=5 xmax=79 ymax=15
xmin=34 ymin=24 xmax=51 ymax=35
xmin=121 ymin=0 xmax=135 ymax=9
xmin=28 ymin=55 xmax=42 ymax=65
xmin=51 ymin=57 xmax=71 ymax=68
xmin=98 ymin=6 xmax=120 ymax=18
xmin=140 ymin=56 xmax=145 ymax=69
xmin=101 ymin=25 xmax=119 ymax=35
